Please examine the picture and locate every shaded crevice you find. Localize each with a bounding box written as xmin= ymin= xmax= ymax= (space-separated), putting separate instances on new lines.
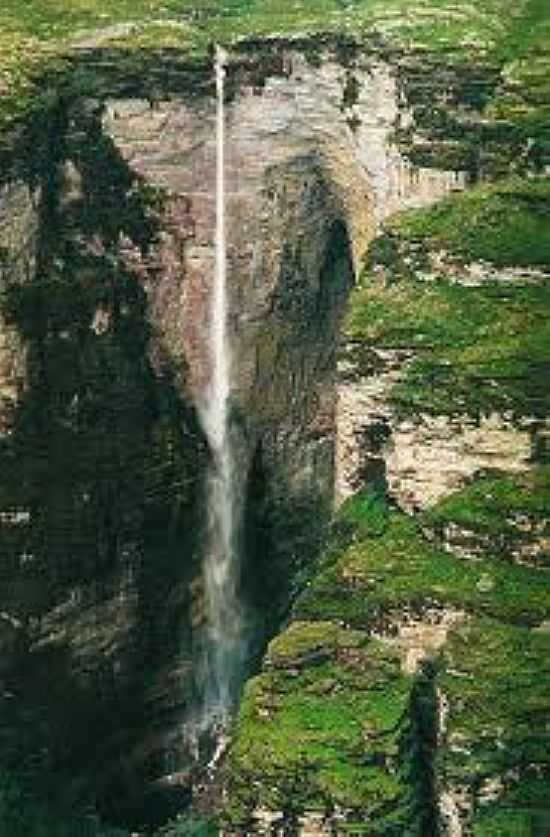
xmin=242 ymin=439 xmax=328 ymax=643
xmin=400 ymin=663 xmax=439 ymax=836
xmin=240 ymin=218 xmax=355 ymax=673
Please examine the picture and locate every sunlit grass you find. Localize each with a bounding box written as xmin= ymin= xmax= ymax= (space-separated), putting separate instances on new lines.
xmin=227 ymin=623 xmax=412 ymax=823
xmin=0 ymin=0 xmax=542 ymax=129
xmin=344 ymin=175 xmax=550 ymax=417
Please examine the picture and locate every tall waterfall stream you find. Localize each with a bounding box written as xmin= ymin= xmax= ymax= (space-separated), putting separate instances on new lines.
xmin=197 ymin=46 xmax=245 ymax=741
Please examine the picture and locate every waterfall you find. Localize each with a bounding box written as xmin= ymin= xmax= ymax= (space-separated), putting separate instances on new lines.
xmin=197 ymin=45 xmax=243 ymax=727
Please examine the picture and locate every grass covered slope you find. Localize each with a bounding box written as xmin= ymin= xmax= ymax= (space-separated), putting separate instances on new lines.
xmin=226 ymin=170 xmax=550 ymax=829
xmin=1 ymin=0 xmax=549 ymax=135
xmin=0 ymin=0 xmax=531 ymax=57
xmin=385 ymin=178 xmax=550 ymax=268
xmin=297 ymin=493 xmax=550 ymax=629
xmin=234 ymin=170 xmax=550 ymax=821
xmin=489 ymin=0 xmax=550 ymax=140
xmin=440 ymin=618 xmax=550 ymax=837
xmin=422 ymin=467 xmax=550 ymax=568
xmin=346 ymin=177 xmax=550 ymax=418
xmin=226 ymin=623 xmax=418 ymax=832
xmin=226 ymin=492 xmax=550 ymax=830
xmin=439 ymin=619 xmax=550 ymax=785
xmin=231 ymin=166 xmax=550 ymax=826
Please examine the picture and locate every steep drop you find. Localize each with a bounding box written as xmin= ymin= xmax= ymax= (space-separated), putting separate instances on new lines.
xmin=197 ymin=46 xmax=245 ymax=729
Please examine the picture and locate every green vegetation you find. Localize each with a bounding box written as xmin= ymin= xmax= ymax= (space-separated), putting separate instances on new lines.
xmin=228 ymin=489 xmax=550 ymax=828
xmin=266 ymin=619 xmax=367 ymax=666
xmin=439 ymin=619 xmax=550 ymax=779
xmin=1 ymin=1 xmax=548 ymax=833
xmin=473 ymin=808 xmax=541 ymax=837
xmin=346 ymin=177 xmax=550 ymax=417
xmin=438 ymin=619 xmax=550 ymax=823
xmin=335 ymin=487 xmax=390 ymax=538
xmin=422 ymin=468 xmax=550 ymax=565
xmin=389 ymin=178 xmax=550 ymax=268
xmin=296 ymin=495 xmax=550 ymax=628
xmin=0 ymin=0 xmax=205 ymax=131
xmin=1 ymin=0 xmax=548 ymax=138
xmin=489 ymin=0 xmax=550 ymax=145
xmin=0 ymin=0 xmax=529 ymax=57
xmin=390 ymin=279 xmax=549 ymax=417
xmin=472 ymin=777 xmax=550 ymax=836
xmin=225 ymin=621 xmax=417 ymax=830
xmin=296 ymin=492 xmax=550 ymax=629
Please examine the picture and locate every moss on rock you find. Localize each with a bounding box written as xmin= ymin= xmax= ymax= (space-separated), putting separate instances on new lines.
xmin=472 ymin=776 xmax=550 ymax=836
xmin=346 ymin=178 xmax=550 ymax=418
xmin=421 ymin=467 xmax=550 ymax=567
xmin=226 ymin=488 xmax=550 ymax=830
xmin=2 ymin=0 xmax=549 ymax=154
xmin=296 ymin=493 xmax=550 ymax=630
xmin=388 ymin=177 xmax=550 ymax=268
xmin=437 ymin=618 xmax=550 ymax=824
xmin=225 ymin=621 xmax=417 ymax=831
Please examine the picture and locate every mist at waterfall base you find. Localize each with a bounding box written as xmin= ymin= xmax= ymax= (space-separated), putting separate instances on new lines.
xmin=194 ymin=46 xmax=248 ymax=746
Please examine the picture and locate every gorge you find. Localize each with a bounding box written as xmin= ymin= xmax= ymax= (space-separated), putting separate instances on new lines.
xmin=0 ymin=2 xmax=549 ymax=835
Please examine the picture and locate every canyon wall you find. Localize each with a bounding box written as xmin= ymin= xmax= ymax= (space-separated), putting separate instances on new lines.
xmin=0 ymin=73 xmax=209 ymax=826
xmin=0 ymin=39 xmax=466 ymax=823
xmin=225 ymin=76 xmax=550 ymax=835
xmin=101 ymin=44 xmax=467 ymax=610
xmin=0 ymin=31 xmax=548 ymax=835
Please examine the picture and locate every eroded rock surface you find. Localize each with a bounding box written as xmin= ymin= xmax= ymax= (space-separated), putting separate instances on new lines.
xmin=0 ymin=180 xmax=40 ymax=432
xmin=102 ymin=46 xmax=466 ymax=509
xmin=98 ymin=45 xmax=470 ymax=637
xmin=336 ymin=352 xmax=538 ymax=511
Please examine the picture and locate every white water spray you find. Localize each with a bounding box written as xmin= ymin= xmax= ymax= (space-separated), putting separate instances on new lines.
xmin=198 ymin=45 xmax=244 ymax=726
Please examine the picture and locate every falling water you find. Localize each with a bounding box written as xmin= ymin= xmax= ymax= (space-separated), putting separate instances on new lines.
xmin=197 ymin=45 xmax=243 ymax=729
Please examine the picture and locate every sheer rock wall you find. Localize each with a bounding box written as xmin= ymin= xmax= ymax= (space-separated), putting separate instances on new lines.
xmin=0 ymin=37 xmax=535 ymax=833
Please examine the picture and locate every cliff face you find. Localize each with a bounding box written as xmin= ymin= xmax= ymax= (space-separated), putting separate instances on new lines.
xmin=0 ymin=13 xmax=549 ymax=836
xmin=220 ymin=40 xmax=550 ymax=837
xmin=0 ymin=180 xmax=38 ymax=429
xmin=101 ymin=42 xmax=466 ymax=592
xmin=0 ymin=75 xmax=209 ymax=826
xmin=0 ymin=38 xmax=468 ymax=826
xmin=94 ymin=43 xmax=471 ymax=638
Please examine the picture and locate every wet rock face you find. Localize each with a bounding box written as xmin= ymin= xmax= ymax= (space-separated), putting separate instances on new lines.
xmin=0 ymin=180 xmax=39 ymax=432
